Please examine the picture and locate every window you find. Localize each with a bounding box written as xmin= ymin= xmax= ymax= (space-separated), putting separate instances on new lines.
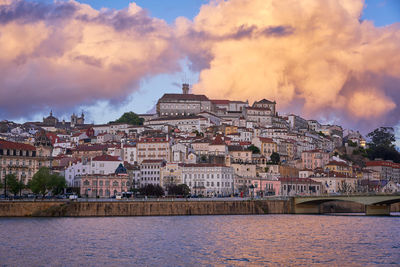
xmin=113 ymin=181 xmax=119 ymax=186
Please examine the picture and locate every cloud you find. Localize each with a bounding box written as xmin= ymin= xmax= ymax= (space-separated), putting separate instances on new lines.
xmin=177 ymin=0 xmax=400 ymax=131
xmin=0 ymin=0 xmax=181 ymax=119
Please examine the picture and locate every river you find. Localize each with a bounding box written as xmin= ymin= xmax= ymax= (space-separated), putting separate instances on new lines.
xmin=0 ymin=215 xmax=399 ymax=266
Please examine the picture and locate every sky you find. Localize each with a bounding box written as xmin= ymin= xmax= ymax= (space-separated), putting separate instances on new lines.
xmin=1 ymin=0 xmax=400 ymax=140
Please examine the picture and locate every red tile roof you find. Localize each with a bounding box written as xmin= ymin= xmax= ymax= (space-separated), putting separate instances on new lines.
xmin=211 ymin=100 xmax=230 ymax=104
xmin=141 ymin=159 xmax=165 ymax=164
xmin=179 ymin=163 xmax=227 ymax=168
xmin=366 ymin=161 xmax=400 ymax=168
xmin=210 ymin=135 xmax=225 ymax=146
xmin=279 ymin=177 xmax=321 ymax=184
xmin=258 ymin=137 xmax=274 ymax=143
xmin=92 ymin=155 xmax=121 ymax=161
xmin=0 ymin=140 xmax=36 ymax=151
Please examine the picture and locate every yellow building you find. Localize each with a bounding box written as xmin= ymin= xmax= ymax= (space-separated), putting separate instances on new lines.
xmin=325 ymin=161 xmax=352 ymax=176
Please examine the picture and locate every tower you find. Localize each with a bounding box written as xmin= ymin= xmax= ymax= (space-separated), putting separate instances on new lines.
xmin=182 ymin=83 xmax=189 ymax=94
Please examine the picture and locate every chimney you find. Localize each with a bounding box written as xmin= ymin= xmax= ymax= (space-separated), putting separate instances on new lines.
xmin=182 ymin=83 xmax=189 ymax=94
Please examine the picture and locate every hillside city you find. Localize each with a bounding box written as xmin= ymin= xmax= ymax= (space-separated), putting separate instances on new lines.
xmin=1 ymin=84 xmax=399 ymax=198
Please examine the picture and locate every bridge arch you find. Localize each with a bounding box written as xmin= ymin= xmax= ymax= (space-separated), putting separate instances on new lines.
xmin=293 ymin=195 xmax=400 ymax=215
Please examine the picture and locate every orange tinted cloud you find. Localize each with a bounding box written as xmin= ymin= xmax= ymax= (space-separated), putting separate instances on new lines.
xmin=178 ymin=0 xmax=400 ymax=128
xmin=0 ymin=0 xmax=180 ymax=118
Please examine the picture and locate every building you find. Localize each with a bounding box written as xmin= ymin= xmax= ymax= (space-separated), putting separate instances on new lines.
xmin=145 ymin=116 xmax=210 ymax=133
xmin=140 ymin=159 xmax=165 ymax=187
xmin=122 ymin=144 xmax=137 ymax=164
xmin=157 ymin=84 xmax=212 ymax=117
xmin=287 ymin=114 xmax=308 ymax=131
xmin=137 ymin=136 xmax=170 ymax=163
xmin=366 ymin=160 xmax=400 ymax=183
xmin=311 ymin=174 xmax=358 ymax=194
xmin=301 ymin=150 xmax=329 ymax=170
xmin=76 ymin=164 xmax=129 ymax=197
xmin=244 ymin=107 xmax=274 ymax=127
xmin=160 ymin=162 xmax=183 ymax=189
xmin=252 ymin=99 xmax=276 ymax=115
xmin=252 ymin=137 xmax=277 ymax=160
xmin=325 ymin=161 xmax=352 ymax=176
xmin=0 ymin=140 xmax=51 ymax=185
xmin=181 ymin=163 xmax=234 ymax=197
xmin=279 ymin=177 xmax=322 ymax=196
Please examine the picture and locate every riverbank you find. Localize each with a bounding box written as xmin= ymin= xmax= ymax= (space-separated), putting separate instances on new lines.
xmin=0 ymin=200 xmax=399 ymax=217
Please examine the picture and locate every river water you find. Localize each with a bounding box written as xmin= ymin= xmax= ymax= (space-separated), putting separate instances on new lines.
xmin=0 ymin=215 xmax=399 ymax=266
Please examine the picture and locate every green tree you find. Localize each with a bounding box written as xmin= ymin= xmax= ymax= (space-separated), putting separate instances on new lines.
xmin=28 ymin=167 xmax=66 ymax=197
xmin=367 ymin=127 xmax=396 ymax=148
xmin=139 ymin=184 xmax=164 ymax=197
xmin=270 ymin=152 xmax=280 ymax=164
xmin=167 ymin=184 xmax=190 ymax=196
xmin=5 ymin=174 xmax=24 ymax=196
xmin=248 ymin=145 xmax=260 ymax=154
xmin=112 ymin=112 xmax=144 ymax=125
xmin=347 ymin=140 xmax=357 ymax=147
xmin=366 ymin=127 xmax=400 ymax=163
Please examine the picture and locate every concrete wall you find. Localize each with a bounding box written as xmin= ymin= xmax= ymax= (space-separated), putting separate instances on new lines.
xmin=0 ymin=200 xmax=292 ymax=217
xmin=0 ymin=200 xmax=398 ymax=217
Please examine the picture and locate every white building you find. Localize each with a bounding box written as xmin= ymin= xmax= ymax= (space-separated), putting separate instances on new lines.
xmin=66 ymin=155 xmax=123 ymax=187
xmin=140 ymin=159 xmax=165 ymax=187
xmin=181 ymin=163 xmax=234 ymax=197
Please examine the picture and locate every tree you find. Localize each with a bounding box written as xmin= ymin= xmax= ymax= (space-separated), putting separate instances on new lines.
xmin=28 ymin=167 xmax=66 ymax=197
xmin=366 ymin=127 xmax=400 ymax=163
xmin=167 ymin=184 xmax=190 ymax=196
xmin=112 ymin=112 xmax=144 ymax=125
xmin=5 ymin=174 xmax=24 ymax=196
xmin=270 ymin=152 xmax=280 ymax=164
xmin=248 ymin=145 xmax=260 ymax=154
xmin=338 ymin=181 xmax=353 ymax=194
xmin=367 ymin=127 xmax=396 ymax=148
xmin=139 ymin=184 xmax=164 ymax=197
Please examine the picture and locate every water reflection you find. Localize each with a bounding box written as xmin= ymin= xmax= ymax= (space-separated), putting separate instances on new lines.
xmin=0 ymin=215 xmax=399 ymax=266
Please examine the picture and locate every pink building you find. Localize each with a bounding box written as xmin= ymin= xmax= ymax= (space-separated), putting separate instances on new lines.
xmin=301 ymin=149 xmax=329 ymax=170
xmin=250 ymin=178 xmax=281 ymax=196
xmin=76 ymin=164 xmax=129 ymax=197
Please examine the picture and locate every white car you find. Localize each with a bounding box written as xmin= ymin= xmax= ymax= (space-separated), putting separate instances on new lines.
xmin=69 ymin=195 xmax=78 ymax=200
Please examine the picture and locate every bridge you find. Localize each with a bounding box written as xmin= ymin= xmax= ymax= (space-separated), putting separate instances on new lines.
xmin=293 ymin=195 xmax=400 ymax=215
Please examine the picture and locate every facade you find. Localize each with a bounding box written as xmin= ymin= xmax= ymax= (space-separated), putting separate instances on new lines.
xmin=145 ymin=116 xmax=210 ymax=133
xmin=279 ymin=178 xmax=322 ymax=196
xmin=311 ymin=175 xmax=358 ymax=194
xmin=287 ymin=114 xmax=308 ymax=131
xmin=66 ymin=155 xmax=122 ymax=187
xmin=301 ymin=150 xmax=329 ymax=170
xmin=137 ymin=136 xmax=170 ymax=163
xmin=252 ymin=137 xmax=278 ymax=160
xmin=76 ymin=173 xmax=129 ymax=197
xmin=244 ymin=107 xmax=273 ymax=127
xmin=122 ymin=144 xmax=137 ymax=164
xmin=252 ymin=99 xmax=276 ymax=115
xmin=325 ymin=161 xmax=352 ymax=176
xmin=157 ymin=84 xmax=212 ymax=117
xmin=366 ymin=160 xmax=400 ymax=183
xmin=0 ymin=140 xmax=51 ymax=185
xmin=140 ymin=159 xmax=165 ymax=187
xmin=160 ymin=162 xmax=183 ymax=189
xmin=181 ymin=163 xmax=234 ymax=197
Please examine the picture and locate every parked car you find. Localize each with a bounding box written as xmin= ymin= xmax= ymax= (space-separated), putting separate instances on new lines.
xmin=69 ymin=194 xmax=78 ymax=200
